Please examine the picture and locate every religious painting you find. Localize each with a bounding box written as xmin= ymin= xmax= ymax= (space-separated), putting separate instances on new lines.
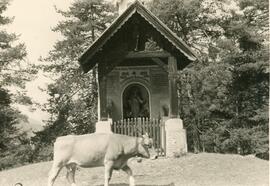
xmin=122 ymin=84 xmax=150 ymax=119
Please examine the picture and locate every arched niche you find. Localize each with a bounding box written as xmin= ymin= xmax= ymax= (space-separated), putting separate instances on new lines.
xmin=122 ymin=83 xmax=150 ymax=119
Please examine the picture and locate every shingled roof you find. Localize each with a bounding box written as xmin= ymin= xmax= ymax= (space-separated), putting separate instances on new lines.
xmin=79 ymin=0 xmax=197 ymax=72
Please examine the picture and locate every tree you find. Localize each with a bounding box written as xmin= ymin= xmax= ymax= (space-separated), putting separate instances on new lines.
xmin=148 ymin=0 xmax=235 ymax=152
xmin=0 ymin=0 xmax=35 ymax=169
xmin=32 ymin=0 xmax=116 ymax=160
xmin=218 ymin=0 xmax=269 ymax=156
xmin=148 ymin=0 xmax=269 ymax=157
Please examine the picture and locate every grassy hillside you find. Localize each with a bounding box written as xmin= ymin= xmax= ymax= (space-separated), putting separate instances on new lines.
xmin=0 ymin=153 xmax=268 ymax=186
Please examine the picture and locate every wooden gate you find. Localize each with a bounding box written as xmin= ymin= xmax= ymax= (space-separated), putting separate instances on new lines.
xmin=112 ymin=118 xmax=165 ymax=156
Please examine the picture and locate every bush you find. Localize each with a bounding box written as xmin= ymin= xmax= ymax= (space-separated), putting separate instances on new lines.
xmin=0 ymin=144 xmax=33 ymax=170
xmin=199 ymin=125 xmax=268 ymax=159
xmin=29 ymin=143 xmax=53 ymax=163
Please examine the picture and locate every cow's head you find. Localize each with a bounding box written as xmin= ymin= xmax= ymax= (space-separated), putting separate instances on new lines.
xmin=137 ymin=133 xmax=153 ymax=158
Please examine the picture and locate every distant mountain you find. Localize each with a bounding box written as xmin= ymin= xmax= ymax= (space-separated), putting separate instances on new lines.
xmin=18 ymin=116 xmax=45 ymax=137
xmin=14 ymin=104 xmax=48 ymax=137
xmin=27 ymin=117 xmax=44 ymax=131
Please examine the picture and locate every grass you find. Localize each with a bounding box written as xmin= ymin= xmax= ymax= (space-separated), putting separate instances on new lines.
xmin=0 ymin=153 xmax=268 ymax=186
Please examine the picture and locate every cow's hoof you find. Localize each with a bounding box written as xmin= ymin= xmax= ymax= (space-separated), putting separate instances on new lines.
xmin=150 ymin=155 xmax=158 ymax=160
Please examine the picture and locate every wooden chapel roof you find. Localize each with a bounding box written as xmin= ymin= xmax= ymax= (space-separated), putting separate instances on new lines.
xmin=79 ymin=0 xmax=197 ymax=73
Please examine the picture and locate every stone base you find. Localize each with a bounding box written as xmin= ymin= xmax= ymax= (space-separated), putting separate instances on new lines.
xmin=165 ymin=118 xmax=187 ymax=157
xmin=95 ymin=119 xmax=112 ymax=133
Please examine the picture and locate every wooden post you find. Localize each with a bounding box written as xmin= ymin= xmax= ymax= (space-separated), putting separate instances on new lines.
xmin=168 ymin=56 xmax=178 ymax=118
xmin=98 ymin=63 xmax=108 ymax=121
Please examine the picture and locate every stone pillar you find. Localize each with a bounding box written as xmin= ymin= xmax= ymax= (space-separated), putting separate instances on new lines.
xmin=165 ymin=118 xmax=187 ymax=157
xmin=95 ymin=118 xmax=113 ymax=133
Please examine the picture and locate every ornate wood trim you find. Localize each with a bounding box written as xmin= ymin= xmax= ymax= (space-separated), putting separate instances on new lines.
xmin=125 ymin=51 xmax=171 ymax=59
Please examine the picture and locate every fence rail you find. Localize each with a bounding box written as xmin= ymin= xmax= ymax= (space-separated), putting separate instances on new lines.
xmin=112 ymin=117 xmax=165 ymax=156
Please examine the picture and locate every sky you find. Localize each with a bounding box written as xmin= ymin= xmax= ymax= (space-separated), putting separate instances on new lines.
xmin=5 ymin=0 xmax=74 ymax=130
xmin=6 ymin=0 xmax=73 ymax=64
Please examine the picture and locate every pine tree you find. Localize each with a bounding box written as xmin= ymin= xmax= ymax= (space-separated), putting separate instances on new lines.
xmin=0 ymin=0 xmax=34 ymax=169
xmin=147 ymin=0 xmax=269 ymax=157
xmin=32 ymin=1 xmax=117 ymax=158
xmin=219 ymin=0 xmax=269 ymax=156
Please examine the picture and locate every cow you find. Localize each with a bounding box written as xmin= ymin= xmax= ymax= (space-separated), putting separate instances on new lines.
xmin=48 ymin=133 xmax=155 ymax=186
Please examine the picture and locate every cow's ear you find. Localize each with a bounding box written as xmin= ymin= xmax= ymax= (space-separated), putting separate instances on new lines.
xmin=144 ymin=133 xmax=149 ymax=137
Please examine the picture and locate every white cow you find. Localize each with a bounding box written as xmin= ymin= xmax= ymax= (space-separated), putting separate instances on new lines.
xmin=48 ymin=133 xmax=154 ymax=186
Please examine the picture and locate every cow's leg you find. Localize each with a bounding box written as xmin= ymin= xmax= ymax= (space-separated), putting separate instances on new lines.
xmin=104 ymin=160 xmax=114 ymax=186
xmin=122 ymin=165 xmax=135 ymax=186
xmin=66 ymin=163 xmax=77 ymax=186
xmin=48 ymin=163 xmax=63 ymax=186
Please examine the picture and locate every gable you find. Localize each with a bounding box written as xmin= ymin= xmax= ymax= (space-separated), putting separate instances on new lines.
xmin=79 ymin=0 xmax=197 ymax=72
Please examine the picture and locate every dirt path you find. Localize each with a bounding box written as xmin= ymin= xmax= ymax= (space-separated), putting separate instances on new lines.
xmin=0 ymin=153 xmax=268 ymax=186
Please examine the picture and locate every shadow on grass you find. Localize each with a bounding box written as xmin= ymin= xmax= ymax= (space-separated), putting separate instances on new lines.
xmin=96 ymin=183 xmax=175 ymax=186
